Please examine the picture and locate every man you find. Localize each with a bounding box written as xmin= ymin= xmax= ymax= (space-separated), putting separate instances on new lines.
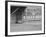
xmin=15 ymin=7 xmax=26 ymax=24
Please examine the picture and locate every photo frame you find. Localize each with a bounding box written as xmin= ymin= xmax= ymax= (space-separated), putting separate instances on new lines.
xmin=5 ymin=1 xmax=45 ymax=36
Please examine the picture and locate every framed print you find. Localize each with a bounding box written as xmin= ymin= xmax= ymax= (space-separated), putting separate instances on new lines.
xmin=5 ymin=1 xmax=45 ymax=36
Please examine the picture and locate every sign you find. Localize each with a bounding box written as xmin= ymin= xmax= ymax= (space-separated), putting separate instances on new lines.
xmin=5 ymin=1 xmax=45 ymax=36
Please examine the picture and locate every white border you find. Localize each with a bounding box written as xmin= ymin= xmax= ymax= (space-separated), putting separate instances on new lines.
xmin=8 ymin=2 xmax=44 ymax=35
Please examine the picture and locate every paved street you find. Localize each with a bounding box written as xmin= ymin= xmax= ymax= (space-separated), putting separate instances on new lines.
xmin=10 ymin=20 xmax=42 ymax=32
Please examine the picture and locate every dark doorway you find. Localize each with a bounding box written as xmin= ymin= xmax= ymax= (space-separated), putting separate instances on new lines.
xmin=11 ymin=6 xmax=26 ymax=24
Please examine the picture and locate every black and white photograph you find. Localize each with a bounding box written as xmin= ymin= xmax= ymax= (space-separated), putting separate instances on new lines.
xmin=5 ymin=1 xmax=45 ymax=36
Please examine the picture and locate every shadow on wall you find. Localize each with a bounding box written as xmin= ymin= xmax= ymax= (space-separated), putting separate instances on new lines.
xmin=6 ymin=36 xmax=18 ymax=37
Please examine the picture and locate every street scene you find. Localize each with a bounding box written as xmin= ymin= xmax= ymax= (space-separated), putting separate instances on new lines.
xmin=10 ymin=6 xmax=42 ymax=32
